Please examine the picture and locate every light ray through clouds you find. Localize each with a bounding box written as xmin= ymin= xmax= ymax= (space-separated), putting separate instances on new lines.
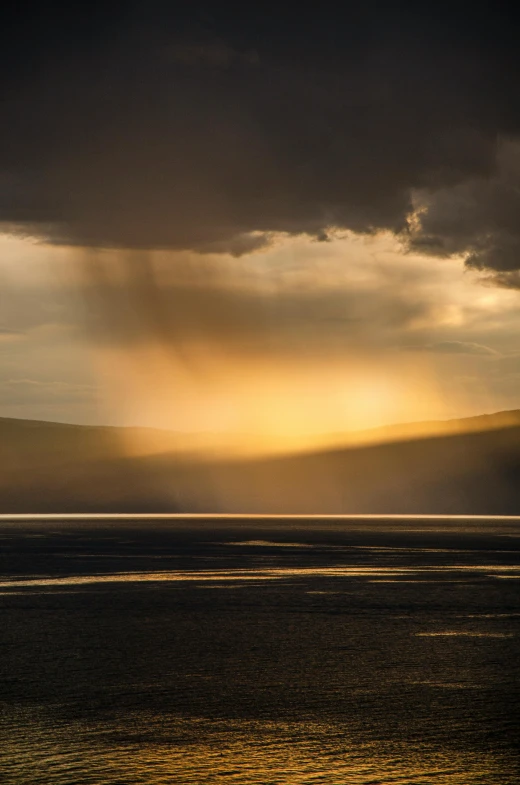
xmin=2 ymin=230 xmax=520 ymax=454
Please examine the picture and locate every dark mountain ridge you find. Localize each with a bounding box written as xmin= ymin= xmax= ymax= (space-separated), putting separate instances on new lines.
xmin=1 ymin=412 xmax=520 ymax=514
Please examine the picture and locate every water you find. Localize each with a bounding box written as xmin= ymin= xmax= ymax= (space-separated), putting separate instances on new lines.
xmin=1 ymin=516 xmax=519 ymax=784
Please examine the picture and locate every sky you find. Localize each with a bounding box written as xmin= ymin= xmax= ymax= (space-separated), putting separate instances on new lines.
xmin=2 ymin=2 xmax=520 ymax=453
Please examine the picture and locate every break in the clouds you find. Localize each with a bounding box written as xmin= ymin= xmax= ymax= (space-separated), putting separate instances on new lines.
xmin=2 ymin=232 xmax=520 ymax=435
xmin=1 ymin=2 xmax=520 ymax=280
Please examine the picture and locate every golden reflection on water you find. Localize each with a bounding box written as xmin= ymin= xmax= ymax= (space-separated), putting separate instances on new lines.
xmin=2 ymin=713 xmax=512 ymax=785
xmin=0 ymin=562 xmax=519 ymax=590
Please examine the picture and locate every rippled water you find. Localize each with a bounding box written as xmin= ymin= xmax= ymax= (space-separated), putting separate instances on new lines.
xmin=1 ymin=517 xmax=519 ymax=784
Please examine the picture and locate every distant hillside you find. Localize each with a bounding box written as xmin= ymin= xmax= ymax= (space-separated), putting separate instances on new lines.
xmin=1 ymin=412 xmax=520 ymax=514
xmin=200 ymin=422 xmax=520 ymax=515
xmin=329 ymin=408 xmax=520 ymax=447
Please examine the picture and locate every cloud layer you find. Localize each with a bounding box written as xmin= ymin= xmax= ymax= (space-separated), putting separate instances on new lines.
xmin=1 ymin=2 xmax=520 ymax=279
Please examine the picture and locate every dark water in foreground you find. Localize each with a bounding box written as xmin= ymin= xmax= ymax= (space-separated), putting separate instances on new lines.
xmin=1 ymin=516 xmax=519 ymax=784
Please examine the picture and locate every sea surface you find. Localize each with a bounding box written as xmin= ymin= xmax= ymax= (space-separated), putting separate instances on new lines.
xmin=1 ymin=516 xmax=519 ymax=784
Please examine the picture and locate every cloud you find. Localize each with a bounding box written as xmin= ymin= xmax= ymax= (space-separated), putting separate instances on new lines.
xmin=0 ymin=3 xmax=518 ymax=269
xmin=416 ymin=341 xmax=499 ymax=356
xmin=0 ymin=327 xmax=24 ymax=341
xmin=80 ymin=248 xmax=445 ymax=358
xmin=0 ymin=378 xmax=97 ymax=406
xmin=406 ymin=141 xmax=520 ymax=281
xmin=0 ymin=277 xmax=79 ymax=335
xmin=493 ymin=352 xmax=520 ymax=373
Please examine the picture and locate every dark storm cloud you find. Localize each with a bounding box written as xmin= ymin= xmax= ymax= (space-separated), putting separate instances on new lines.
xmin=406 ymin=141 xmax=520 ymax=281
xmin=1 ymin=2 xmax=520 ymax=274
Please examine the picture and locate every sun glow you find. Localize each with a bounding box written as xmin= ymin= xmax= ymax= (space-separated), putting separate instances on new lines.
xmin=2 ymin=230 xmax=519 ymax=455
xmin=93 ymin=342 xmax=458 ymax=459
